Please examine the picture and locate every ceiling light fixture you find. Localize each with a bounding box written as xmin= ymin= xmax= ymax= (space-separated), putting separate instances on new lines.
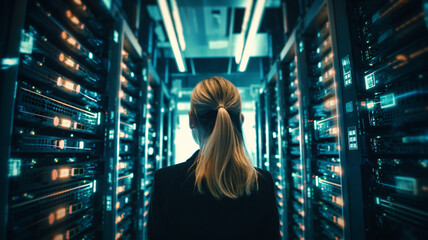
xmin=235 ymin=0 xmax=254 ymax=64
xmin=170 ymin=0 xmax=186 ymax=51
xmin=238 ymin=0 xmax=266 ymax=72
xmin=157 ymin=0 xmax=187 ymax=72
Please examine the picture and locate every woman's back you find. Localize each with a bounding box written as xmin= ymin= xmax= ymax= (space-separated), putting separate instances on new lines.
xmin=147 ymin=77 xmax=280 ymax=239
xmin=147 ymin=151 xmax=280 ymax=240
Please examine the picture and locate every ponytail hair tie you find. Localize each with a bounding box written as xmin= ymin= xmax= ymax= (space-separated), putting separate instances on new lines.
xmin=217 ymin=105 xmax=225 ymax=110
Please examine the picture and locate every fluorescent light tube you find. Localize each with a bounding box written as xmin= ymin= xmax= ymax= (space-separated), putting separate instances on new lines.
xmin=238 ymin=0 xmax=266 ymax=72
xmin=171 ymin=0 xmax=186 ymax=51
xmin=158 ymin=0 xmax=186 ymax=72
xmin=235 ymin=0 xmax=254 ymax=64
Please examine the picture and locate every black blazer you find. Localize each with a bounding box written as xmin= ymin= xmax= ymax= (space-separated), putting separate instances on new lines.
xmin=147 ymin=150 xmax=280 ymax=240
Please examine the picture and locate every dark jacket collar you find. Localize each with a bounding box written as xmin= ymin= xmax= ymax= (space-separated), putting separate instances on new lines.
xmin=186 ymin=150 xmax=200 ymax=165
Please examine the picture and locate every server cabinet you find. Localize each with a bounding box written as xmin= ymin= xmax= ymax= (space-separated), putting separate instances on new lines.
xmin=141 ymin=76 xmax=175 ymax=239
xmin=278 ymin=30 xmax=310 ymax=240
xmin=266 ymin=0 xmax=428 ymax=239
xmin=255 ymin=92 xmax=268 ymax=171
xmin=3 ymin=0 xmax=114 ymax=239
xmin=160 ymin=91 xmax=176 ymax=168
xmin=298 ymin=1 xmax=347 ymax=239
xmin=348 ymin=0 xmax=428 ymax=239
xmin=0 ymin=0 xmax=167 ymax=239
xmin=142 ymin=64 xmax=175 ymax=239
xmin=104 ymin=17 xmax=147 ymax=240
xmin=264 ymin=63 xmax=287 ymax=239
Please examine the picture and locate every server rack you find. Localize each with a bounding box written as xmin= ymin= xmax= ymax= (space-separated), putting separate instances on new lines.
xmin=3 ymin=0 xmax=114 ymax=239
xmin=298 ymin=1 xmax=347 ymax=239
xmin=255 ymin=92 xmax=268 ymax=171
xmin=142 ymin=63 xmax=176 ymax=239
xmin=263 ymin=63 xmax=287 ymax=239
xmin=348 ymin=0 xmax=428 ymax=239
xmin=258 ymin=0 xmax=428 ymax=239
xmin=104 ymin=17 xmax=147 ymax=240
xmin=278 ymin=30 xmax=309 ymax=240
xmin=0 ymin=0 xmax=176 ymax=239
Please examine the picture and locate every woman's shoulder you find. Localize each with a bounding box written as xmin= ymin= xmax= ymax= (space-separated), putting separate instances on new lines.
xmin=255 ymin=168 xmax=273 ymax=179
xmin=254 ymin=168 xmax=275 ymax=189
xmin=155 ymin=161 xmax=190 ymax=180
xmin=154 ymin=150 xmax=199 ymax=182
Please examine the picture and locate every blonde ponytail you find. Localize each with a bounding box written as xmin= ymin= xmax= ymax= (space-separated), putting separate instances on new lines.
xmin=190 ymin=76 xmax=258 ymax=199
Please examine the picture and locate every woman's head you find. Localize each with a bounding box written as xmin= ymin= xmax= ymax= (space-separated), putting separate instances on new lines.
xmin=189 ymin=76 xmax=258 ymax=199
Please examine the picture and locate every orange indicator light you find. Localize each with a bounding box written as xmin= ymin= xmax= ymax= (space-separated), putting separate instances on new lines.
xmin=53 ymin=234 xmax=63 ymax=240
xmin=56 ymin=208 xmax=66 ymax=220
xmin=337 ymin=217 xmax=345 ymax=228
xmin=120 ymin=76 xmax=127 ymax=85
xmin=64 ymin=81 xmax=74 ymax=91
xmin=49 ymin=213 xmax=55 ymax=225
xmin=59 ymin=168 xmax=69 ymax=178
xmin=117 ymin=186 xmax=125 ymax=194
xmin=118 ymin=162 xmax=127 ymax=169
xmin=61 ymin=119 xmax=72 ymax=128
xmin=52 ymin=169 xmax=59 ymax=181
xmin=67 ymin=38 xmax=77 ymax=47
xmin=64 ymin=58 xmax=75 ymax=68
xmin=57 ymin=140 xmax=65 ymax=149
xmin=71 ymin=16 xmax=80 ymax=24
xmin=59 ymin=53 xmax=65 ymax=62
xmin=57 ymin=77 xmax=63 ymax=86
xmin=116 ymin=215 xmax=122 ymax=224
xmin=53 ymin=116 xmax=60 ymax=126
xmin=334 ymin=166 xmax=342 ymax=175
xmin=115 ymin=233 xmax=122 ymax=240
xmin=336 ymin=196 xmax=344 ymax=206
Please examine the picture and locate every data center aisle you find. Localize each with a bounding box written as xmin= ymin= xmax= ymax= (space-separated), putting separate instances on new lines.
xmin=1 ymin=0 xmax=427 ymax=240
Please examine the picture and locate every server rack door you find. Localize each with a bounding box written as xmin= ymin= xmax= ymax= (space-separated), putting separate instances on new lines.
xmin=327 ymin=0 xmax=366 ymax=239
xmin=297 ymin=0 xmax=346 ymax=239
xmin=104 ymin=17 xmax=122 ymax=240
xmin=265 ymin=65 xmax=287 ymax=239
xmin=257 ymin=92 xmax=268 ymax=171
xmin=0 ymin=0 xmax=27 ymax=238
xmin=112 ymin=18 xmax=146 ymax=240
xmin=279 ymin=31 xmax=310 ymax=240
xmin=142 ymin=67 xmax=162 ymax=239
xmin=348 ymin=0 xmax=428 ymax=239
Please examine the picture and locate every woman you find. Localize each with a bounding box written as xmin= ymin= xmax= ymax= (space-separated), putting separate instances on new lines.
xmin=147 ymin=76 xmax=280 ymax=240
